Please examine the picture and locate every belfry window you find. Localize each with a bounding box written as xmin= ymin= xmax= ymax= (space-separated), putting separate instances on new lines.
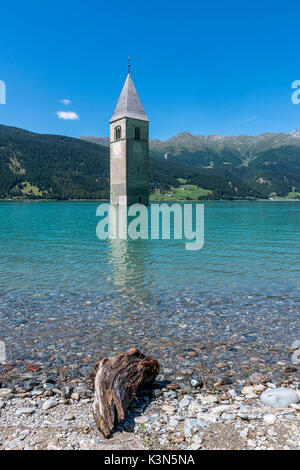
xmin=115 ymin=126 xmax=121 ymax=140
xmin=135 ymin=126 xmax=140 ymax=140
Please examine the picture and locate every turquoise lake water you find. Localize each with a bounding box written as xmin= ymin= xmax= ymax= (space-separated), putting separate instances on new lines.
xmin=0 ymin=200 xmax=299 ymax=298
xmin=0 ymin=201 xmax=299 ymax=376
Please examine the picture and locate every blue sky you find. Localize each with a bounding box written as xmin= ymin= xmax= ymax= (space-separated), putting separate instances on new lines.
xmin=0 ymin=0 xmax=300 ymax=140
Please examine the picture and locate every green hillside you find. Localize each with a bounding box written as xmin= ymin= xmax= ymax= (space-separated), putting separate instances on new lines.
xmin=1 ymin=124 xmax=300 ymax=200
xmin=0 ymin=125 xmax=109 ymax=199
xmin=231 ymin=146 xmax=300 ymax=196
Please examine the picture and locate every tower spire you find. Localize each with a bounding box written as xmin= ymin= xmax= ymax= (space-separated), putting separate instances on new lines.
xmin=110 ymin=71 xmax=149 ymax=123
xmin=128 ymin=56 xmax=130 ymax=74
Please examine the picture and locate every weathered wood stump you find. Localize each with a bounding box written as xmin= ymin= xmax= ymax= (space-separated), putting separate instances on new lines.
xmin=93 ymin=348 xmax=159 ymax=437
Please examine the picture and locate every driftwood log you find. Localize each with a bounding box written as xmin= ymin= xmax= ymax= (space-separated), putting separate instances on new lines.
xmin=93 ymin=348 xmax=159 ymax=437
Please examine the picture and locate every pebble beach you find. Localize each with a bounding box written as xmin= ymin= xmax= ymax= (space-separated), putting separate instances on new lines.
xmin=0 ymin=360 xmax=300 ymax=450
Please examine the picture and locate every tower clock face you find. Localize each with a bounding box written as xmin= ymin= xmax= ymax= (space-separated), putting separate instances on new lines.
xmin=113 ymin=142 xmax=122 ymax=158
xmin=133 ymin=142 xmax=142 ymax=155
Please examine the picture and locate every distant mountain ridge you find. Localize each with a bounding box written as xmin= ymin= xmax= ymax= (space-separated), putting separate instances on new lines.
xmin=0 ymin=124 xmax=299 ymax=200
xmin=81 ymin=130 xmax=300 ymax=157
xmin=81 ymin=131 xmax=300 ymax=198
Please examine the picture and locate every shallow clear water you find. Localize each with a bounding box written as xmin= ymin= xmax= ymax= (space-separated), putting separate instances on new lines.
xmin=0 ymin=200 xmax=299 ymax=379
xmin=0 ymin=200 xmax=299 ymax=298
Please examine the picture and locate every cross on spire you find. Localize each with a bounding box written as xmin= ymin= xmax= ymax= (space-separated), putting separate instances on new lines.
xmin=128 ymin=56 xmax=131 ymax=74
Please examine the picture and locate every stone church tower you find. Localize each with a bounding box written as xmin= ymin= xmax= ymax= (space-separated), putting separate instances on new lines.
xmin=110 ymin=71 xmax=149 ymax=206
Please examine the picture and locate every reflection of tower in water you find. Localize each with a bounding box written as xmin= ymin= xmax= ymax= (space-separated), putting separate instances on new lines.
xmin=108 ymin=206 xmax=151 ymax=300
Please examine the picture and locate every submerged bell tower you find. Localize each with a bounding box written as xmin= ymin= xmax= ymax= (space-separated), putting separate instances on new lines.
xmin=110 ymin=63 xmax=149 ymax=206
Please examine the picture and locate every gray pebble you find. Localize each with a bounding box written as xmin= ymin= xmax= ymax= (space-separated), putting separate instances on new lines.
xmin=291 ymin=350 xmax=300 ymax=366
xmin=15 ymin=407 xmax=36 ymax=416
xmin=42 ymin=399 xmax=58 ymax=411
xmin=179 ymin=397 xmax=192 ymax=408
xmin=260 ymin=387 xmax=299 ymax=408
xmin=190 ymin=378 xmax=203 ymax=388
xmin=291 ymin=340 xmax=300 ymax=350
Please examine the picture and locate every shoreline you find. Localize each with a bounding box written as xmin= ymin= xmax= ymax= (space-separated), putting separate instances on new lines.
xmin=0 ymin=198 xmax=299 ymax=203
